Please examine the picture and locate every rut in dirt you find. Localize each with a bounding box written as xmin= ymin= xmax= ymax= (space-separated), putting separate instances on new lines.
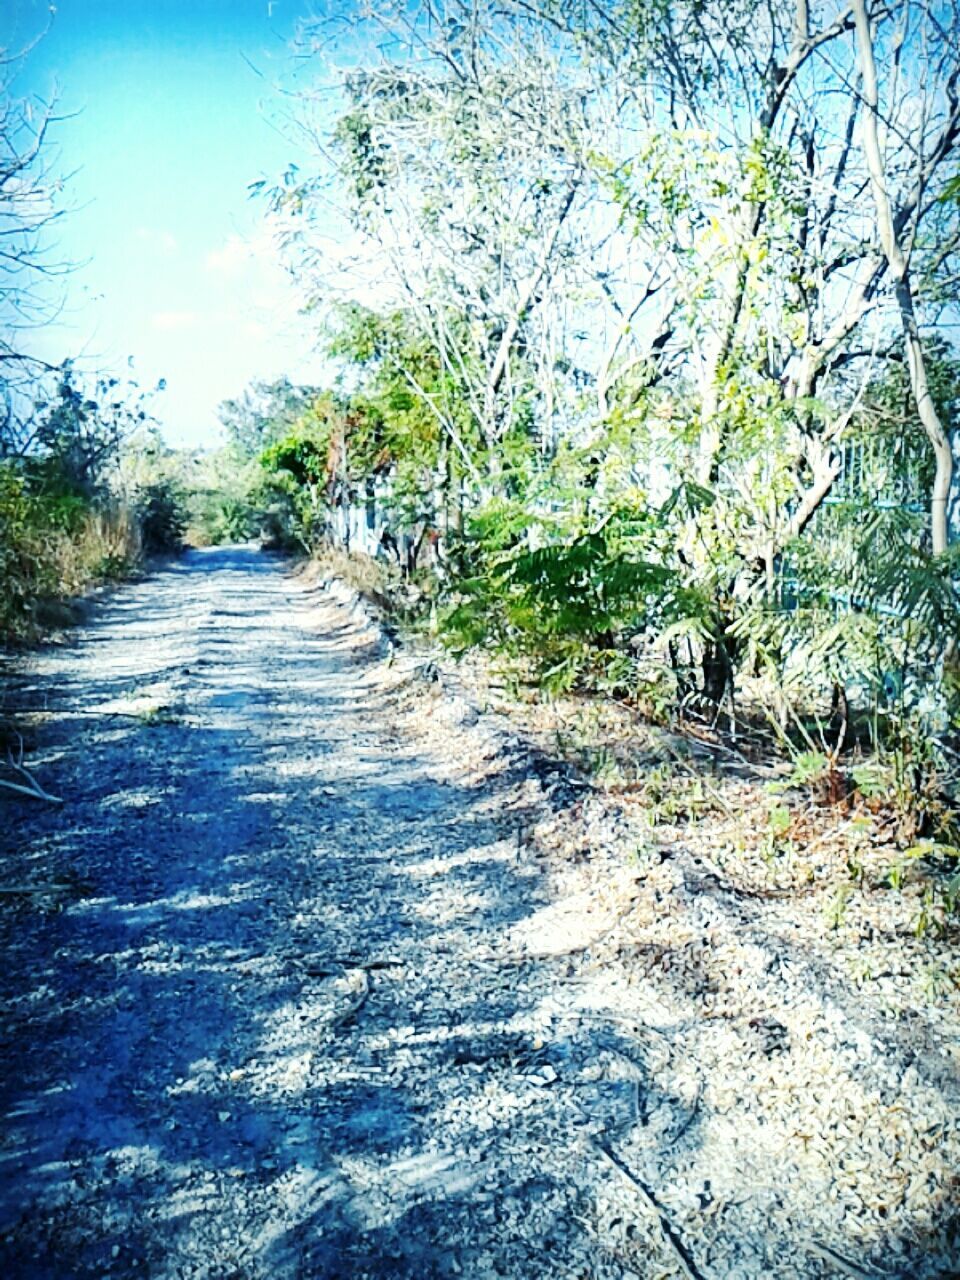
xmin=0 ymin=547 xmax=615 ymax=1279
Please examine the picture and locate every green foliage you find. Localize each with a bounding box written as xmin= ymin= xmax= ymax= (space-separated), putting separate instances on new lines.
xmin=261 ymin=433 xmax=330 ymax=488
xmin=0 ymin=465 xmax=43 ymax=632
xmin=0 ymin=372 xmax=179 ymax=642
xmin=442 ymin=480 xmax=719 ymax=696
xmin=259 ymin=411 xmax=336 ymax=551
xmin=787 ymin=752 xmax=831 ymax=788
xmin=135 ymin=479 xmax=187 ymax=553
xmin=767 ymin=804 xmax=792 ymax=838
xmin=0 ymin=459 xmax=140 ymax=643
xmin=328 ymin=303 xmax=478 ymax=526
xmin=208 ymin=496 xmax=258 ymax=544
xmin=31 ymin=365 xmax=161 ymax=496
xmin=218 ymin=379 xmax=321 ymax=461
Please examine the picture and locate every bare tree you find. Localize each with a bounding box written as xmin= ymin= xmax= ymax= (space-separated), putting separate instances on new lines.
xmin=1 ymin=33 xmax=70 ymax=454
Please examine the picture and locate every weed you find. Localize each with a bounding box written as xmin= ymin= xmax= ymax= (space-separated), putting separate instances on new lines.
xmin=824 ymin=884 xmax=852 ymax=930
xmin=919 ymin=965 xmax=957 ymax=1002
xmin=788 ymin=751 xmax=830 ymax=788
xmin=589 ymin=746 xmax=622 ymax=789
xmin=137 ymin=705 xmax=182 ymax=727
xmin=767 ymin=804 xmax=792 ymax=838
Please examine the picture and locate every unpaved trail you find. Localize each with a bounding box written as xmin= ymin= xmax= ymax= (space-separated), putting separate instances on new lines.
xmin=3 ymin=548 xmax=960 ymax=1280
xmin=0 ymin=548 xmax=623 ymax=1279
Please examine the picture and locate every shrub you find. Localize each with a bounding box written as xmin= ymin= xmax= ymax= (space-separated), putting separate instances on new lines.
xmin=135 ymin=479 xmax=187 ymax=553
xmin=0 ymin=461 xmax=142 ymax=644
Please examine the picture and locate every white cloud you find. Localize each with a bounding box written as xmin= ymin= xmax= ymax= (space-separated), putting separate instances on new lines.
xmin=135 ymin=227 xmax=179 ymax=254
xmin=204 ymin=220 xmax=287 ymax=277
xmin=205 ymin=233 xmax=253 ymax=275
xmin=151 ymin=309 xmax=200 ymax=332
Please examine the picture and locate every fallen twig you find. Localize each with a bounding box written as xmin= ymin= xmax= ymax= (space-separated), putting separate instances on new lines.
xmin=1 ymin=735 xmax=62 ymax=804
xmin=664 ymin=1080 xmax=703 ymax=1151
xmin=687 ymin=869 xmax=821 ymax=902
xmin=299 ymin=956 xmax=402 ymax=977
xmin=0 ymin=882 xmax=75 ymax=896
xmin=591 ymin=1140 xmax=707 ymax=1280
xmin=0 ymin=778 xmax=62 ymax=803
xmin=301 ymin=963 xmax=343 ymax=978
xmin=809 ymin=1240 xmax=883 ymax=1278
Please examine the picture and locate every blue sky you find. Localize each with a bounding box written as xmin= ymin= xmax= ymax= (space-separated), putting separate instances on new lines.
xmin=5 ymin=0 xmax=335 ymax=446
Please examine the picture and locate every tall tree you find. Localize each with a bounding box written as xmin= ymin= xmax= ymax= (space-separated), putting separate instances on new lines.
xmin=851 ymin=0 xmax=959 ymax=553
xmin=217 ymin=378 xmax=322 ymax=461
xmin=270 ymin=0 xmax=960 ymax=703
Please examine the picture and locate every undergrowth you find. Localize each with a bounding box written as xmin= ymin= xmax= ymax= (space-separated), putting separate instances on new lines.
xmin=310 ymin=543 xmax=434 ymax=633
xmin=318 ymin=541 xmax=960 ymax=943
xmin=0 ymin=464 xmax=142 ymax=644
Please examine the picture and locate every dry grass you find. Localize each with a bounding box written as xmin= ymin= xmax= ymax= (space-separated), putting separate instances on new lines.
xmin=299 ymin=545 xmax=424 ymax=626
xmin=312 ymin=544 xmax=396 ymax=598
xmin=0 ymin=505 xmax=141 ymax=646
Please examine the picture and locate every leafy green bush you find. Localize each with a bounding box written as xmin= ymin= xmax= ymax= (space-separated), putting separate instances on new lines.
xmin=441 ymin=493 xmax=716 ymax=698
xmin=208 ymin=496 xmax=258 ymax=544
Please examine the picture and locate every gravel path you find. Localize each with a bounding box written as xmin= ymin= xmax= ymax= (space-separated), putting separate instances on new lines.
xmin=0 ymin=548 xmax=628 ymax=1279
xmin=2 ymin=548 xmax=958 ymax=1280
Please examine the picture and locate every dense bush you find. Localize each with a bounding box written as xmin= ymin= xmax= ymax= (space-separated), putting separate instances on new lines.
xmin=134 ymin=479 xmax=187 ymax=553
xmin=0 ymin=375 xmax=189 ymax=644
xmin=0 ymin=460 xmax=141 ymax=643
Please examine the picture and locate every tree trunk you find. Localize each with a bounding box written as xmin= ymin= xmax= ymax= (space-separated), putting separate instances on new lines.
xmin=852 ymin=0 xmax=953 ymax=553
xmin=894 ymin=279 xmax=953 ymax=554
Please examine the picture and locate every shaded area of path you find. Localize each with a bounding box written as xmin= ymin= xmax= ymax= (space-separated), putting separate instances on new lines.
xmin=0 ymin=548 xmax=638 ymax=1279
xmin=6 ymin=549 xmax=959 ymax=1280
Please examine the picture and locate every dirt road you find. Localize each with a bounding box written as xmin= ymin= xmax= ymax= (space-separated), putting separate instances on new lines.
xmin=2 ymin=548 xmax=958 ymax=1280
xmin=0 ymin=548 xmax=633 ymax=1279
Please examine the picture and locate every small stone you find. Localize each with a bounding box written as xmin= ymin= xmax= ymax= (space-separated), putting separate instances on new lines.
xmin=528 ymin=1064 xmax=557 ymax=1086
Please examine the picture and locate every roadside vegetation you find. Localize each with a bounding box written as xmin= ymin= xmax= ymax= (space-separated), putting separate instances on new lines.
xmin=186 ymin=0 xmax=960 ymax=946
xmin=0 ymin=366 xmax=187 ymax=644
xmin=4 ymin=4 xmax=960 ymax=941
xmin=0 ymin=38 xmax=187 ymax=646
